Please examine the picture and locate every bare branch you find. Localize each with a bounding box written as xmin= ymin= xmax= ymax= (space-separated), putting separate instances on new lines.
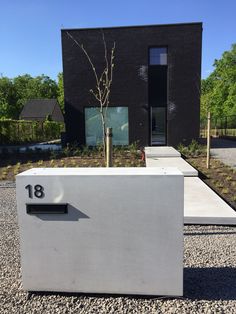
xmin=102 ymin=42 xmax=115 ymax=108
xmin=90 ymin=89 xmax=100 ymax=102
xmin=66 ymin=31 xmax=102 ymax=101
xmin=102 ymin=31 xmax=109 ymax=104
xmin=66 ymin=30 xmax=116 ymax=158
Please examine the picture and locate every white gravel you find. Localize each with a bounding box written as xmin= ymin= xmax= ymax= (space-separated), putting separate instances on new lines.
xmin=0 ymin=185 xmax=236 ymax=313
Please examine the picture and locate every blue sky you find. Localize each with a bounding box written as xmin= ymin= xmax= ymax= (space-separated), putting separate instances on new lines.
xmin=0 ymin=0 xmax=235 ymax=81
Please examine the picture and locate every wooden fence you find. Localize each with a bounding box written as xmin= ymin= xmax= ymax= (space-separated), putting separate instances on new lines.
xmin=200 ymin=115 xmax=236 ymax=138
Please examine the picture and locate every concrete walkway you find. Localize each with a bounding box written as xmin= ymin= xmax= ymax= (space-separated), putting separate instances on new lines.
xmin=145 ymin=146 xmax=236 ymax=225
xmin=184 ymin=177 xmax=236 ymax=225
xmin=146 ymin=157 xmax=198 ymax=177
xmin=210 ymin=139 xmax=236 ymax=169
xmin=145 ymin=146 xmax=180 ymax=158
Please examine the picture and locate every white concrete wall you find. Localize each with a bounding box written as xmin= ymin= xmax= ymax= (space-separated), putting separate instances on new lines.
xmin=16 ymin=168 xmax=184 ymax=296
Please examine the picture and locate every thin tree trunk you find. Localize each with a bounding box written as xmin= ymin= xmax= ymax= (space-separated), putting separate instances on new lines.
xmin=206 ymin=112 xmax=211 ymax=169
xmin=106 ymin=127 xmax=113 ymax=167
xmin=100 ymin=111 xmax=106 ymax=160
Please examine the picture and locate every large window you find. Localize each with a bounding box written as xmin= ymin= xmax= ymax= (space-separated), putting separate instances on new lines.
xmin=149 ymin=47 xmax=167 ymax=65
xmin=85 ymin=107 xmax=129 ymax=146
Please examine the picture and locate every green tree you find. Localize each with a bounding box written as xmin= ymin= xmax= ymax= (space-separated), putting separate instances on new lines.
xmin=0 ymin=74 xmax=60 ymax=120
xmin=201 ymin=44 xmax=236 ymax=120
xmin=57 ymin=72 xmax=64 ymax=112
xmin=13 ymin=74 xmax=34 ymax=116
xmin=13 ymin=74 xmax=58 ymax=116
xmin=0 ymin=76 xmax=17 ymax=118
xmin=0 ymin=97 xmax=10 ymax=119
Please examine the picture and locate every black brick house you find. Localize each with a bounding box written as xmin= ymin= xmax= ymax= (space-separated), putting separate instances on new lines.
xmin=61 ymin=23 xmax=202 ymax=147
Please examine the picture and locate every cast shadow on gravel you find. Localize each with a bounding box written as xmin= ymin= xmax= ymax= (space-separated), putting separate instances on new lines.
xmin=184 ymin=267 xmax=236 ymax=301
xmin=27 ymin=267 xmax=236 ymax=302
xmin=184 ymin=231 xmax=236 ymax=236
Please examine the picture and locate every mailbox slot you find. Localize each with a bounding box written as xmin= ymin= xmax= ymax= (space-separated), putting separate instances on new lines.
xmin=26 ymin=204 xmax=68 ymax=215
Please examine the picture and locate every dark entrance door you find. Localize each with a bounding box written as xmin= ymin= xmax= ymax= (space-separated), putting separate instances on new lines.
xmin=151 ymin=107 xmax=166 ymax=145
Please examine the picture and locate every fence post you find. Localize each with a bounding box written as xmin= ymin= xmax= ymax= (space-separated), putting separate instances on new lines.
xmin=214 ymin=118 xmax=217 ymax=137
xmin=206 ymin=112 xmax=211 ymax=169
xmin=31 ymin=123 xmax=34 ymax=140
xmin=225 ymin=116 xmax=228 ymax=136
xmin=106 ymin=127 xmax=113 ymax=167
xmin=17 ymin=121 xmax=19 ymax=139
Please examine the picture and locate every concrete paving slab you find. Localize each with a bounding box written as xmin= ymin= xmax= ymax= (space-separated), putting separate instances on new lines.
xmin=145 ymin=146 xmax=181 ymax=158
xmin=184 ymin=177 xmax=236 ymax=225
xmin=146 ymin=157 xmax=198 ymax=177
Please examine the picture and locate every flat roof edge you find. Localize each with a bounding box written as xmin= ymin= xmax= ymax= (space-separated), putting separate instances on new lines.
xmin=61 ymin=22 xmax=203 ymax=32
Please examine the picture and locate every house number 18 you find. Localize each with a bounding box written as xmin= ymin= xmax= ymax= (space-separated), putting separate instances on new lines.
xmin=25 ymin=184 xmax=45 ymax=199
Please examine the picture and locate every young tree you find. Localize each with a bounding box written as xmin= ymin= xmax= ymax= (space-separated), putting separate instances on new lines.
xmin=66 ymin=31 xmax=115 ymax=157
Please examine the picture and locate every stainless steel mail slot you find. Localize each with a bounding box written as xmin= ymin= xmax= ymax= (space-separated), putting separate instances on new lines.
xmin=26 ymin=204 xmax=68 ymax=215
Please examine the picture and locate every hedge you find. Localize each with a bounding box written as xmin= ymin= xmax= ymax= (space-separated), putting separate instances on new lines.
xmin=0 ymin=119 xmax=65 ymax=144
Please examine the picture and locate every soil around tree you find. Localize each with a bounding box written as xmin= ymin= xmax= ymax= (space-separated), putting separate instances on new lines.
xmin=0 ymin=149 xmax=235 ymax=211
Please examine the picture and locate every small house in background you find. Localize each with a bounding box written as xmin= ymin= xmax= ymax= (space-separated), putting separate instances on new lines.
xmin=19 ymin=99 xmax=64 ymax=122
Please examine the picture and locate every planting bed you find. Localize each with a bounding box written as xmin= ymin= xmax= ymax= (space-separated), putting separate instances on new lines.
xmin=0 ymin=150 xmax=144 ymax=182
xmin=0 ymin=148 xmax=235 ymax=211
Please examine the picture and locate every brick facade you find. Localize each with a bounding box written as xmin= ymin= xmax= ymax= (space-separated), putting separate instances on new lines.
xmin=61 ymin=23 xmax=202 ymax=146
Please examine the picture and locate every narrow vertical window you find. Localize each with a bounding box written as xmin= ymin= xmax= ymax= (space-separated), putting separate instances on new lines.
xmin=149 ymin=47 xmax=168 ymax=145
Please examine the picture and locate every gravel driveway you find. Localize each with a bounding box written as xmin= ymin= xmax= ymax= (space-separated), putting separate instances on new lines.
xmin=210 ymin=139 xmax=236 ymax=168
xmin=1 ymin=184 xmax=236 ymax=313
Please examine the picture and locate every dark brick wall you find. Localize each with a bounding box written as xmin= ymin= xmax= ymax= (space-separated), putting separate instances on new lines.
xmin=61 ymin=23 xmax=202 ymax=147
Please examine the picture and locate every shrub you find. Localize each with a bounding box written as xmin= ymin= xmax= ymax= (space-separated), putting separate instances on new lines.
xmin=177 ymin=143 xmax=188 ymax=156
xmin=177 ymin=140 xmax=204 ymax=157
xmin=0 ymin=119 xmax=64 ymax=144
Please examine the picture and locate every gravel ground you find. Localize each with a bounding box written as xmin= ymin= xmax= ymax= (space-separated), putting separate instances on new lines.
xmin=0 ymin=185 xmax=236 ymax=313
xmin=210 ymin=139 xmax=236 ymax=169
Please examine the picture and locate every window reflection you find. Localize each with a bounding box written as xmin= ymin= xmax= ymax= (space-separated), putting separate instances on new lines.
xmin=85 ymin=107 xmax=129 ymax=146
xmin=149 ymin=48 xmax=167 ymax=65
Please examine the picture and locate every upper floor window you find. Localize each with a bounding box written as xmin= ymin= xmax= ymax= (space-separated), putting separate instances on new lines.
xmin=149 ymin=47 xmax=167 ymax=65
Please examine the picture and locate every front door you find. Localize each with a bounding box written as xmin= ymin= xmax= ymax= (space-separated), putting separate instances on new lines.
xmin=151 ymin=107 xmax=166 ymax=145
